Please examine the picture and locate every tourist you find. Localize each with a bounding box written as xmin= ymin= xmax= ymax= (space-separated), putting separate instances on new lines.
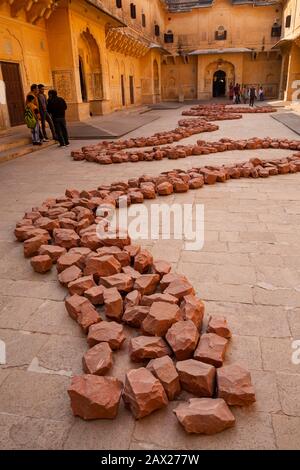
xmin=26 ymin=84 xmax=39 ymax=107
xmin=249 ymin=86 xmax=256 ymax=107
xmin=241 ymin=85 xmax=248 ymax=104
xmin=229 ymin=82 xmax=234 ymax=102
xmin=47 ymin=89 xmax=70 ymax=147
xmin=24 ymin=94 xmax=42 ymax=145
xmin=258 ymin=86 xmax=264 ymax=101
xmin=38 ymin=84 xmax=57 ymax=141
xmin=233 ymin=83 xmax=241 ymax=104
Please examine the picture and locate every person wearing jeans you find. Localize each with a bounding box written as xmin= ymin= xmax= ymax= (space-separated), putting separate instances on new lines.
xmin=47 ymin=89 xmax=70 ymax=147
xmin=38 ymin=84 xmax=57 ymax=141
xmin=26 ymin=94 xmax=42 ymax=145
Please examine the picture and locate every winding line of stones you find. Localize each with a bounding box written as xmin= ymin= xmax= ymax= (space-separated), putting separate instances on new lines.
xmin=71 ymin=105 xmax=276 ymax=166
xmin=14 ymin=149 xmax=300 ymax=434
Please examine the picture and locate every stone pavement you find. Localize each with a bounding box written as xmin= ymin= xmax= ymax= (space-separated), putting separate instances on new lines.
xmin=0 ymin=106 xmax=300 ymax=449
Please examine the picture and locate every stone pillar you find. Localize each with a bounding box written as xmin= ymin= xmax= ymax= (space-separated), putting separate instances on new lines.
xmin=285 ymin=42 xmax=300 ymax=102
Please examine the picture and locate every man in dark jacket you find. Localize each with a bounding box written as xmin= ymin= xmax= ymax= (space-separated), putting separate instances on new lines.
xmin=47 ymin=89 xmax=70 ymax=147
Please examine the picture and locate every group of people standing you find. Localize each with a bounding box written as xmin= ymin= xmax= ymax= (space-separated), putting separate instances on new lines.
xmin=25 ymin=84 xmax=70 ymax=147
xmin=229 ymin=83 xmax=265 ymax=107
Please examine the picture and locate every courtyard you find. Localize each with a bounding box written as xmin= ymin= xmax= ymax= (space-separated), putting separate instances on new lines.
xmin=0 ymin=104 xmax=300 ymax=450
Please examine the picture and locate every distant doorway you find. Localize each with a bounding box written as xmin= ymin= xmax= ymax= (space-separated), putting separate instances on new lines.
xmin=79 ymin=56 xmax=87 ymax=102
xmin=213 ymin=70 xmax=226 ymax=97
xmin=129 ymin=75 xmax=134 ymax=104
xmin=121 ymin=74 xmax=125 ymax=106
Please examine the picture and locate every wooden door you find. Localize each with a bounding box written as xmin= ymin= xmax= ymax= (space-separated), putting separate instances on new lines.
xmin=121 ymin=74 xmax=125 ymax=106
xmin=1 ymin=62 xmax=24 ymax=126
xmin=129 ymin=76 xmax=134 ymax=104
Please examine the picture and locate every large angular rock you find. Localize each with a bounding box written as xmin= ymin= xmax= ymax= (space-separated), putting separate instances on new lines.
xmin=129 ymin=336 xmax=171 ymax=362
xmin=87 ymin=321 xmax=126 ymax=350
xmin=124 ymin=289 xmax=141 ymax=308
xmin=160 ymin=273 xmax=187 ymax=291
xmin=30 ymin=254 xmax=53 ymax=273
xmin=176 ymin=359 xmax=216 ymax=397
xmin=65 ymin=294 xmax=91 ymax=320
xmin=82 ymin=342 xmax=113 ymax=375
xmin=174 ymin=398 xmax=235 ymax=434
xmin=77 ymin=302 xmax=101 ymax=333
xmin=68 ymin=275 xmax=96 ymax=296
xmin=217 ymin=363 xmax=256 ymax=405
xmin=24 ymin=234 xmax=50 ymax=258
xmin=141 ymin=293 xmax=179 ymax=306
xmin=39 ymin=245 xmax=67 ymax=263
xmin=53 ymin=228 xmax=80 ymax=249
xmin=100 ymin=273 xmax=133 ymax=293
xmin=152 ymin=260 xmax=172 ymax=277
xmin=180 ymin=295 xmax=204 ymax=329
xmin=164 ymin=279 xmax=195 ymax=300
xmin=84 ymin=255 xmax=122 ymax=278
xmin=68 ymin=375 xmax=123 ymax=420
xmin=166 ymin=320 xmax=199 ymax=360
xmin=147 ymin=356 xmax=180 ymax=400
xmin=134 ymin=274 xmax=160 ymax=295
xmin=57 ymin=252 xmax=84 ymax=273
xmin=142 ymin=301 xmax=181 ymax=336
xmin=123 ymin=368 xmax=168 ymax=419
xmin=84 ymin=285 xmax=105 ymax=305
xmin=103 ymin=287 xmax=123 ymax=320
xmin=122 ymin=305 xmax=150 ymax=328
xmin=134 ymin=249 xmax=153 ymax=273
xmin=207 ymin=315 xmax=231 ymax=339
xmin=122 ymin=265 xmax=142 ymax=280
xmin=194 ymin=333 xmax=228 ymax=368
xmin=58 ymin=265 xmax=82 ymax=286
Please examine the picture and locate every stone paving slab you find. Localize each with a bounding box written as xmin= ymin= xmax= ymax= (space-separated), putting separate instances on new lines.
xmin=0 ymin=106 xmax=300 ymax=449
xmin=272 ymin=112 xmax=300 ymax=135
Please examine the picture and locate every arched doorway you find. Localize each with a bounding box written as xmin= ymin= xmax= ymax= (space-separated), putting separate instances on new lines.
xmin=79 ymin=56 xmax=87 ymax=102
xmin=153 ymin=59 xmax=160 ymax=102
xmin=213 ymin=70 xmax=226 ymax=97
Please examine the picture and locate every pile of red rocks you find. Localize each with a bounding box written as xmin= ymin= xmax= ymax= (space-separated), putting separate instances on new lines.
xmin=71 ymin=134 xmax=300 ymax=166
xmin=182 ymin=103 xmax=276 ymax=117
xmin=71 ymin=120 xmax=219 ymax=163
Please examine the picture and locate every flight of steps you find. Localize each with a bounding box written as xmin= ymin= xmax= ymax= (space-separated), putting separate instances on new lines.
xmin=0 ymin=129 xmax=55 ymax=164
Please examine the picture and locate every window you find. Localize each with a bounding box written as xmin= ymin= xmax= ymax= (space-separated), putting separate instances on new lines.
xmin=130 ymin=3 xmax=136 ymax=19
xmin=271 ymin=22 xmax=281 ymax=37
xmin=142 ymin=13 xmax=146 ymax=27
xmin=164 ymin=31 xmax=174 ymax=43
xmin=155 ymin=24 xmax=160 ymax=36
xmin=215 ymin=26 xmax=227 ymax=41
xmin=285 ymin=15 xmax=291 ymax=28
xmin=116 ymin=0 xmax=122 ymax=8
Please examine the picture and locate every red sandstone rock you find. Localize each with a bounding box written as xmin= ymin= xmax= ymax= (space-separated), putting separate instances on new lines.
xmin=157 ymin=182 xmax=173 ymax=195
xmin=122 ymin=305 xmax=150 ymax=328
xmin=174 ymin=398 xmax=235 ymax=434
xmin=217 ymin=363 xmax=256 ymax=405
xmin=30 ymin=254 xmax=53 ymax=273
xmin=140 ymin=183 xmax=156 ymax=199
xmin=82 ymin=342 xmax=113 ymax=375
xmin=152 ymin=259 xmax=172 ymax=277
xmin=84 ymin=285 xmax=105 ymax=305
xmin=207 ymin=315 xmax=231 ymax=339
xmin=124 ymin=289 xmax=142 ymax=308
xmin=194 ymin=333 xmax=228 ymax=368
xmin=80 ymin=232 xmax=103 ymax=251
xmin=68 ymin=375 xmax=122 ymax=420
xmin=87 ymin=321 xmax=125 ymax=350
xmin=134 ymin=274 xmax=160 ymax=295
xmin=123 ymin=368 xmax=168 ymax=419
xmin=103 ymin=287 xmax=123 ymax=320
xmin=100 ymin=273 xmax=133 ymax=293
xmin=84 ymin=255 xmax=122 ymax=278
xmin=164 ymin=279 xmax=195 ymax=300
xmin=147 ymin=356 xmax=181 ymax=400
xmin=53 ymin=228 xmax=80 ymax=249
xmin=38 ymin=244 xmax=67 ymax=262
xmin=160 ymin=272 xmax=187 ymax=291
xmin=77 ymin=301 xmax=101 ymax=332
xmin=124 ymin=244 xmax=141 ymax=258
xmin=129 ymin=336 xmax=171 ymax=362
xmin=57 ymin=253 xmax=84 ymax=272
xmin=68 ymin=275 xmax=96 ymax=296
xmin=65 ymin=294 xmax=91 ymax=320
xmin=134 ymin=249 xmax=153 ymax=273
xmin=141 ymin=293 xmax=179 ymax=306
xmin=166 ymin=320 xmax=200 ymax=360
xmin=58 ymin=265 xmax=82 ymax=286
xmin=122 ymin=265 xmax=142 ymax=280
xmin=142 ymin=301 xmax=181 ymax=336
xmin=180 ymin=295 xmax=204 ymax=329
xmin=23 ymin=233 xmax=51 ymax=258
xmin=176 ymin=359 xmax=216 ymax=397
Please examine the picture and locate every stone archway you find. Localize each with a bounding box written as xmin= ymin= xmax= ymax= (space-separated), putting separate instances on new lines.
xmin=78 ymin=28 xmax=103 ymax=114
xmin=205 ymin=60 xmax=235 ymax=98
